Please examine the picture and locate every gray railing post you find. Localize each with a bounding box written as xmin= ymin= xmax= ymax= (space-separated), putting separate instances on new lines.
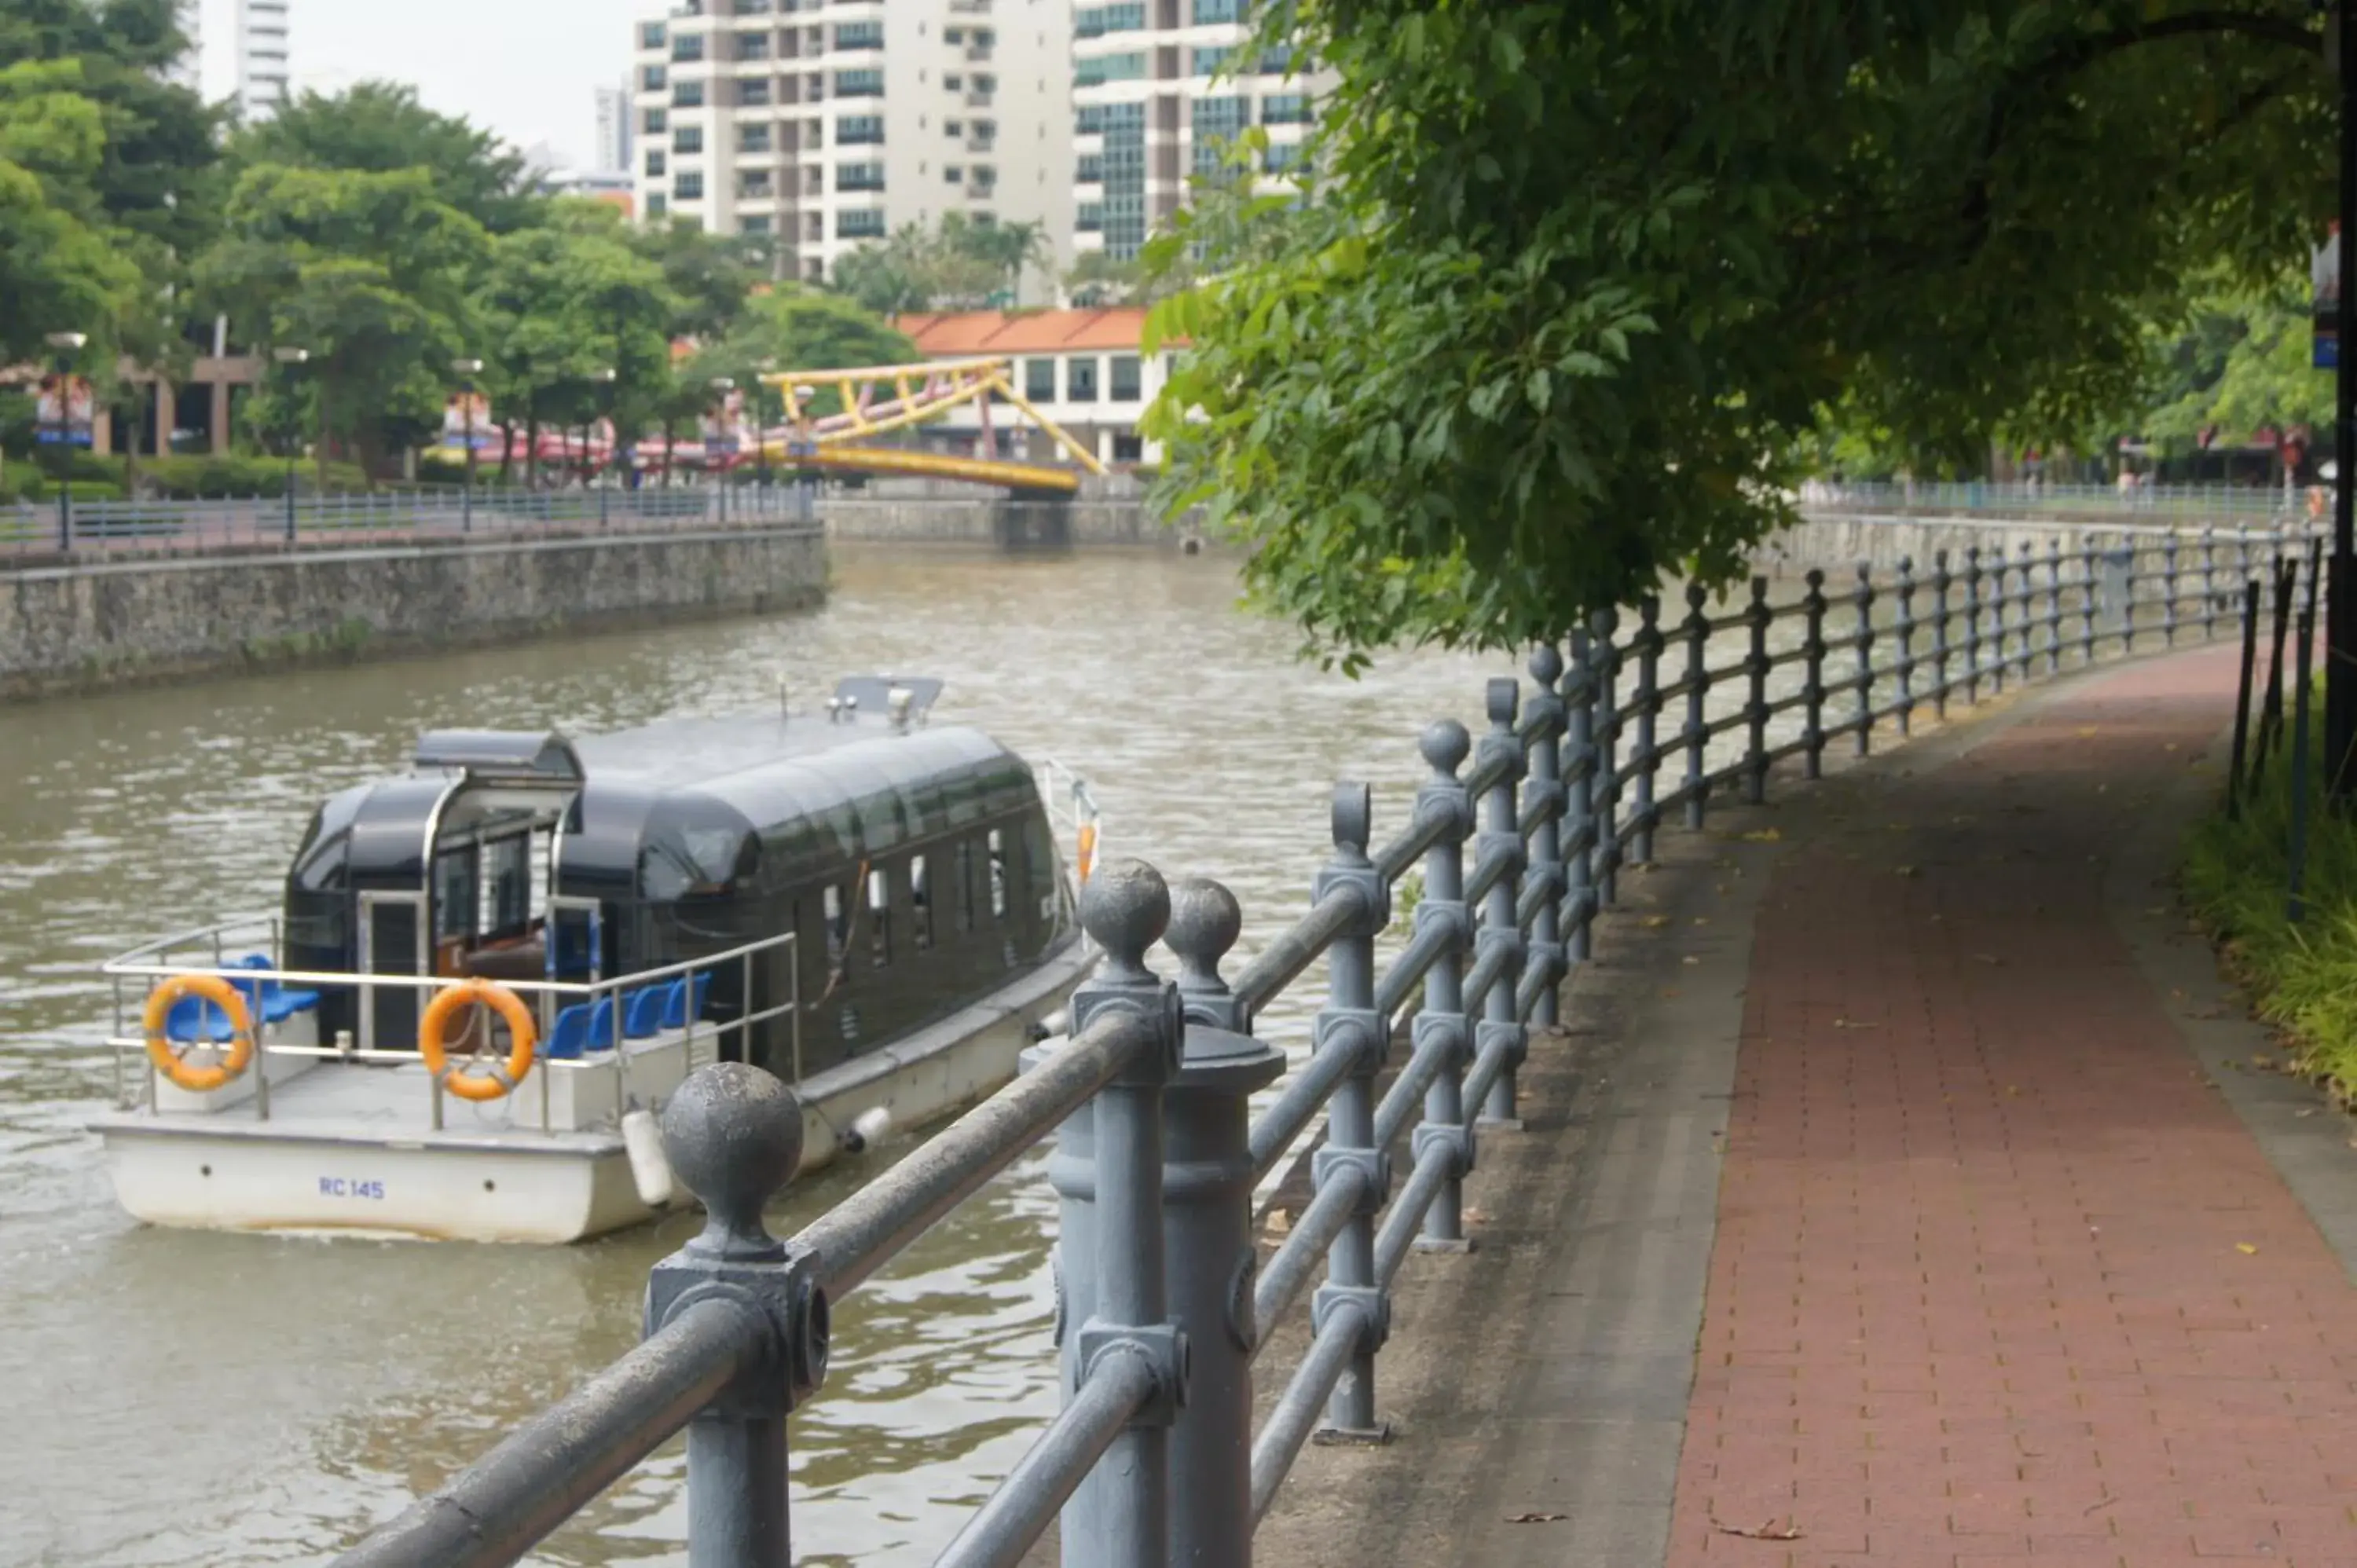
xmin=1410 ymin=722 xmax=1475 ymax=1248
xmin=2162 ymin=533 xmax=2180 ymax=647
xmin=1159 ymin=877 xmax=1287 ymax=1568
xmin=1989 ymin=548 xmax=2011 ymax=696
xmin=2201 ymin=526 xmax=2218 ymax=636
xmin=1629 ymin=600 xmax=1661 ymax=864
xmin=1046 ymin=860 xmax=1190 ymax=1568
xmin=2121 ymin=533 xmax=2139 ymax=655
xmin=644 ymin=1065 xmax=830 ymax=1568
xmin=1743 ymin=577 xmax=1770 ymax=803
xmin=1802 ymin=570 xmax=1828 ymax=780
xmin=1475 ymin=678 xmax=1529 ymax=1127
xmin=1523 ymin=648 xmax=1568 ymax=1023
xmin=1589 ymin=608 xmax=1622 ymax=907
xmin=1680 ymin=583 xmax=1709 ymax=826
xmin=2012 ymin=542 xmax=2035 ymax=684
xmin=1852 ymin=561 xmax=1875 ymax=757
xmin=1963 ymin=546 xmax=1984 ymax=704
xmin=1310 ymin=786 xmax=1392 ymax=1441
xmin=1892 ymin=556 xmax=1915 ymax=738
xmin=2045 ymin=538 xmax=2065 ymax=676
xmin=1562 ymin=629 xmax=1596 ymax=963
xmin=2080 ymin=535 xmax=2099 ymax=663
xmin=1930 ymin=549 xmax=1952 ymax=720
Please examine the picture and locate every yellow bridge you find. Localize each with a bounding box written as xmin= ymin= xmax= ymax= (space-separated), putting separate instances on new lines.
xmin=757 ymin=357 xmax=1106 ymax=495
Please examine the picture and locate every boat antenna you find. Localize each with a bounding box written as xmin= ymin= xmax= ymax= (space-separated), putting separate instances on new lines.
xmin=826 ymin=696 xmax=842 ymax=724
xmin=888 ymin=687 xmax=914 ymax=734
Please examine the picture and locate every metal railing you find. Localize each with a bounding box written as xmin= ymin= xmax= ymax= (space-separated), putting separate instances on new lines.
xmin=1803 ymin=477 xmax=2306 ymax=520
xmin=0 ymin=482 xmax=819 ymax=562
xmin=330 ymin=518 xmax=2320 ymax=1568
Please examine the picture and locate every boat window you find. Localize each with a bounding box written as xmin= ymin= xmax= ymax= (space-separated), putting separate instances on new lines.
xmin=988 ymin=829 xmax=1008 ymax=919
xmin=1022 ymin=814 xmax=1057 ymax=920
xmin=911 ymin=852 xmax=933 ymax=951
xmin=483 ymin=833 xmax=531 ymax=938
xmin=869 ymin=865 xmax=892 ymax=967
xmin=955 ymin=838 xmax=977 ymax=932
xmin=433 ymin=848 xmax=476 ymax=941
xmin=823 ymin=883 xmax=847 ymax=965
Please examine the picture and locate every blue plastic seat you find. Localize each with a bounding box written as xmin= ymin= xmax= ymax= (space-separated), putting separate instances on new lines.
xmin=545 ymin=1003 xmax=592 ymax=1061
xmin=624 ymin=986 xmax=669 ymax=1039
xmin=581 ymin=995 xmax=619 ymax=1056
xmin=662 ymin=972 xmax=712 ymax=1030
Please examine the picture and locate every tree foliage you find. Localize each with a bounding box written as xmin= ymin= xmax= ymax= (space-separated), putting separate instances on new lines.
xmin=833 ymin=213 xmax=1051 ymax=314
xmin=1146 ymin=1 xmax=2336 ymax=668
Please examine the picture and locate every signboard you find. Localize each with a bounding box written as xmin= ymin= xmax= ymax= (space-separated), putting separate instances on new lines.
xmin=34 ymin=375 xmax=95 ymax=446
xmin=2317 ymin=222 xmax=2341 ymax=371
xmin=440 ymin=391 xmax=498 ymax=451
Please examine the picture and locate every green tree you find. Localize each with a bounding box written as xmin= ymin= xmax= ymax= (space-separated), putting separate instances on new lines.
xmin=0 ymin=58 xmax=141 ymax=367
xmin=1065 ymin=248 xmax=1148 ymax=307
xmin=1145 ymin=2 xmax=2333 ymax=668
xmin=2143 ymin=274 xmax=2330 ymax=489
xmin=233 ymin=82 xmax=533 ymax=233
xmin=830 ymin=214 xmax=1032 ymax=314
xmin=636 ymin=216 xmax=773 ymax=340
xmin=694 ymin=288 xmax=919 ymax=420
xmin=198 ymin=163 xmax=489 ymax=483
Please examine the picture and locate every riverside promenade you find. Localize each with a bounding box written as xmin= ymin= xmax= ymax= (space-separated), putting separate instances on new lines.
xmin=1255 ymin=641 xmax=2357 ymax=1567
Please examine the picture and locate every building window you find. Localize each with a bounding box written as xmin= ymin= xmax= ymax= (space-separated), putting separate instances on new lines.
xmin=1191 ymin=46 xmax=1233 ymax=76
xmin=643 ymin=107 xmax=669 ymax=134
xmin=970 ymin=164 xmax=995 ymax=192
xmin=742 ymin=214 xmax=772 ymax=233
xmin=1264 ymin=140 xmax=1303 ymax=173
xmin=739 ymin=170 xmax=773 ymax=197
xmin=836 ymin=113 xmax=884 ymax=144
xmin=1076 ymin=152 xmax=1103 ymax=182
xmin=1109 ymin=355 xmax=1141 ymax=401
xmin=944 ymin=165 xmax=963 ymax=184
xmin=1076 ymin=202 xmax=1104 ymax=232
xmin=739 ymin=78 xmax=772 ymax=106
xmin=838 ymin=207 xmax=886 ymax=238
xmin=1077 ymin=104 xmax=1107 ymax=134
xmin=735 ymin=0 xmax=773 ymax=12
xmin=1075 ymin=2 xmax=1146 ymax=38
xmin=945 ymin=72 xmax=964 ymax=90
xmin=1095 ymin=101 xmax=1147 ymax=258
xmin=740 ymin=123 xmax=772 ymax=152
xmin=1074 ymin=52 xmax=1145 ymax=88
xmin=674 ymin=80 xmax=706 ymax=107
xmin=834 ymin=68 xmax=883 ymax=97
xmin=911 ymin=854 xmax=933 ymax=951
xmin=837 ymin=160 xmax=885 ymax=191
xmin=641 ymin=64 xmax=667 ymax=92
xmin=671 ymin=31 xmax=706 ymax=62
xmin=1066 ymin=357 xmax=1098 ymax=402
xmin=834 ymin=20 xmax=882 ymax=49
xmin=735 ymin=31 xmax=769 ymax=59
xmin=1259 ymin=45 xmax=1294 ymax=75
xmin=676 ymin=170 xmax=704 ymax=200
xmin=945 ymin=119 xmax=964 ymax=137
xmin=640 ymin=21 xmax=667 ymax=49
xmin=867 ymin=866 xmax=892 ymax=967
xmin=1261 ymin=92 xmax=1308 ymax=124
xmin=645 ymin=149 xmax=668 ymax=178
xmin=647 ymin=192 xmax=669 ymax=218
xmin=945 ymin=25 xmax=966 ymax=42
xmin=1025 ymin=358 xmax=1056 ymax=400
xmin=674 ymin=126 xmax=704 ymax=154
xmin=1113 ymin=432 xmax=1144 ymax=462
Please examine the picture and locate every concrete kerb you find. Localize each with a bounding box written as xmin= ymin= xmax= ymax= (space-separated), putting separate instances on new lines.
xmin=1248 ymin=647 xmax=2221 ymax=1568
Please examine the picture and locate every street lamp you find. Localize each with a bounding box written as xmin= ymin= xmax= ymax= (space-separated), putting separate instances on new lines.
xmin=453 ymin=357 xmax=484 ymax=534
xmin=592 ymin=368 xmax=618 ymax=529
xmin=273 ymin=346 xmax=310 ymax=543
xmin=710 ymin=376 xmax=736 ymax=525
xmin=756 ymin=358 xmax=779 ymax=507
xmin=44 ymin=331 xmax=87 ymax=551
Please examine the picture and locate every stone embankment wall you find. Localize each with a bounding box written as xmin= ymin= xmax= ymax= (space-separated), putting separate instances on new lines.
xmin=1761 ymin=511 xmax=2297 ymax=580
xmin=0 ymin=522 xmax=827 ymax=700
xmin=823 ymin=474 xmax=1204 ymax=548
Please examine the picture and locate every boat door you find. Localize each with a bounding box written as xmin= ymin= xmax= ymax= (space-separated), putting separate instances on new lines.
xmin=357 ymin=890 xmax=428 ymax=1051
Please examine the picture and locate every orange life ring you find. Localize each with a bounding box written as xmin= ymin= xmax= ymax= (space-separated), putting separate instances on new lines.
xmin=143 ymin=975 xmax=257 ymax=1094
xmin=417 ymin=979 xmax=538 ymax=1103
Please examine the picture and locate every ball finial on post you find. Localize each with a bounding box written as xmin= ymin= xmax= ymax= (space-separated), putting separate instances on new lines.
xmin=1166 ymin=875 xmax=1243 ymax=997
xmin=661 ymin=1062 xmax=804 ymax=1261
xmin=1080 ymin=856 xmax=1171 ymax=984
xmin=1419 ymin=718 xmax=1471 ymax=779
xmin=1528 ymin=644 xmax=1563 ymax=687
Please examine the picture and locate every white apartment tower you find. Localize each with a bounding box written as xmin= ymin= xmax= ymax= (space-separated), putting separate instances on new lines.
xmin=595 ymin=82 xmax=636 ymax=174
xmin=632 ymin=0 xmax=1073 ymax=286
xmin=1069 ymin=0 xmax=1316 ymax=261
xmin=235 ymin=0 xmax=291 ymax=120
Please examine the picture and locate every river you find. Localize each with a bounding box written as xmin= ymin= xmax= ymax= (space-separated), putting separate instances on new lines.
xmin=1 ymin=545 xmax=1579 ymax=1567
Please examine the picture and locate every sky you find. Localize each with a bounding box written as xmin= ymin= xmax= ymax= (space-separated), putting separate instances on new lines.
xmin=195 ymin=0 xmax=647 ymax=171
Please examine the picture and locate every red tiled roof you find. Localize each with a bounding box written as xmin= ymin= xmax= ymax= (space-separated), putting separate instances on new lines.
xmin=893 ymin=306 xmax=1182 ymax=355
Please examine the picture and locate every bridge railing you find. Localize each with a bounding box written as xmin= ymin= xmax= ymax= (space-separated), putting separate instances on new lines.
xmin=331 ymin=518 xmax=2324 ymax=1568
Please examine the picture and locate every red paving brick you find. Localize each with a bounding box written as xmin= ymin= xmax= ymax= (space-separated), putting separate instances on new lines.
xmin=1668 ymin=646 xmax=2357 ymax=1568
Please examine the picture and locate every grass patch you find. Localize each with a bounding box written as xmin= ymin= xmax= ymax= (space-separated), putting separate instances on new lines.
xmin=2180 ymin=696 xmax=2357 ymax=1097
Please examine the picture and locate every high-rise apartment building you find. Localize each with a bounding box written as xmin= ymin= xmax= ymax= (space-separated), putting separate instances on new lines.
xmin=235 ymin=0 xmax=292 ymax=120
xmin=595 ymin=82 xmax=636 ymax=175
xmin=1069 ymin=0 xmax=1316 ymax=262
xmin=170 ymin=1 xmax=201 ymax=89
xmin=632 ymin=0 xmax=1072 ymax=287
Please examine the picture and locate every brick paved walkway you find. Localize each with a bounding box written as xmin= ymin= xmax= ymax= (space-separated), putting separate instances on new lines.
xmin=1671 ymin=646 xmax=2357 ymax=1568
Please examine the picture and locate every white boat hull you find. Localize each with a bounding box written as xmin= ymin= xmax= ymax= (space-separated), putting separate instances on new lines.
xmin=93 ymin=944 xmax=1091 ymax=1244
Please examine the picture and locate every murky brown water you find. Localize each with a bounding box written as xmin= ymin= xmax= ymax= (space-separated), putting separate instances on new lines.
xmin=2 ymin=546 xmax=1568 ymax=1567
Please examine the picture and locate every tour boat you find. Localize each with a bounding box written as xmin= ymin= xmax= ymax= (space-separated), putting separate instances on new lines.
xmin=87 ymin=676 xmax=1102 ymax=1244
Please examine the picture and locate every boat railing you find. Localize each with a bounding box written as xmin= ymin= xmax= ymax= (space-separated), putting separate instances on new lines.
xmin=1033 ymin=754 xmax=1105 ymax=887
xmin=100 ymin=918 xmax=801 ymax=1135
